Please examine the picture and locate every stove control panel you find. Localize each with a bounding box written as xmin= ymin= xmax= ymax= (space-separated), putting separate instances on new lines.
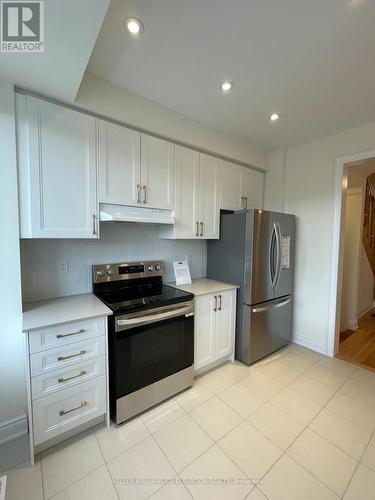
xmin=92 ymin=261 xmax=164 ymax=283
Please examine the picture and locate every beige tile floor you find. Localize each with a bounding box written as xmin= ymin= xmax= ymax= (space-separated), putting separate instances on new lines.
xmin=4 ymin=343 xmax=375 ymax=500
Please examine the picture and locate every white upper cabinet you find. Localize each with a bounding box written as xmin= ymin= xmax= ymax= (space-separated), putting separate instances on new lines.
xmin=140 ymin=134 xmax=174 ymax=210
xmin=198 ymin=153 xmax=220 ymax=239
xmin=98 ymin=120 xmax=140 ymax=206
xmin=173 ymin=146 xmax=200 ymax=238
xmin=16 ymin=95 xmax=98 ymax=239
xmin=220 ymin=160 xmax=242 ymax=210
xmin=220 ymin=161 xmax=264 ymax=211
xmin=160 ymin=147 xmax=219 ymax=239
xmin=241 ymin=167 xmax=264 ymax=209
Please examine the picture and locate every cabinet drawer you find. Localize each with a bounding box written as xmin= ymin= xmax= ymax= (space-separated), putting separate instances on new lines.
xmin=30 ymin=337 xmax=106 ymax=377
xmin=31 ymin=356 xmax=106 ymax=400
xmin=32 ymin=376 xmax=106 ymax=445
xmin=29 ymin=317 xmax=106 ymax=354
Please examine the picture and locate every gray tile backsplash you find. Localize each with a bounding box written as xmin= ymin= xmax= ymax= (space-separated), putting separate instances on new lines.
xmin=20 ymin=222 xmax=207 ymax=302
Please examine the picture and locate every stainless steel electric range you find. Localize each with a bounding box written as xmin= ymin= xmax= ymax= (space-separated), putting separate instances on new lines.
xmin=93 ymin=261 xmax=194 ymax=424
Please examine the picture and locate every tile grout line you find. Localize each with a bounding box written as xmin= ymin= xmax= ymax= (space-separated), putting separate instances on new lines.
xmin=29 ymin=350 xmax=371 ymax=500
xmin=41 ymin=428 xmax=112 ymax=500
xmin=254 ymin=355 xmax=358 ymax=498
xmin=264 ymin=361 xmax=363 ymax=497
xmin=208 ymin=348 xmax=326 ymax=497
xmin=39 ymin=455 xmax=46 ymax=500
xmin=340 ymin=414 xmax=375 ymax=499
xmin=92 ymin=428 xmax=121 ymax=500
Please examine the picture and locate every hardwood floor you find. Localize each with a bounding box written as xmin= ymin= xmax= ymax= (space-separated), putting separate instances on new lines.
xmin=337 ymin=309 xmax=375 ymax=372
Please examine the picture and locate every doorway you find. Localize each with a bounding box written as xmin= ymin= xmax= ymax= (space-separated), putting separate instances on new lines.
xmin=329 ymin=151 xmax=375 ymax=371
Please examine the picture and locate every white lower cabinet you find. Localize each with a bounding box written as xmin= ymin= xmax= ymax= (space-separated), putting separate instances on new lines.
xmin=24 ymin=315 xmax=109 ymax=458
xmin=194 ymin=289 xmax=236 ymax=373
xmin=32 ymin=376 xmax=106 ymax=445
xmin=194 ymin=294 xmax=217 ymax=370
xmin=31 ymin=356 xmax=106 ymax=400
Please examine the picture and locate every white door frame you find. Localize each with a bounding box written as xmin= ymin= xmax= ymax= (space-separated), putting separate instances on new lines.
xmin=327 ymin=148 xmax=375 ymax=357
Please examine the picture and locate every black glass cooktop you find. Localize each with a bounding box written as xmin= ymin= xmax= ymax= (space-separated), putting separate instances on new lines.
xmin=94 ymin=281 xmax=194 ymax=315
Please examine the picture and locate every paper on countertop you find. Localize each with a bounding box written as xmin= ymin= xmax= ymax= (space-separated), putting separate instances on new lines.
xmin=173 ymin=260 xmax=192 ymax=286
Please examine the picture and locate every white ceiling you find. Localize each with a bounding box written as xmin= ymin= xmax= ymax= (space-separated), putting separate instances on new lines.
xmin=88 ymin=0 xmax=375 ymax=151
xmin=0 ymin=0 xmax=110 ymax=101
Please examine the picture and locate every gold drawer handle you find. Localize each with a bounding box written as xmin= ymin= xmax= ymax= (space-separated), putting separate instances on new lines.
xmin=57 ymin=350 xmax=86 ymax=361
xmin=59 ymin=401 xmax=88 ymax=417
xmin=58 ymin=370 xmax=87 ymax=384
xmin=56 ymin=329 xmax=85 ymax=339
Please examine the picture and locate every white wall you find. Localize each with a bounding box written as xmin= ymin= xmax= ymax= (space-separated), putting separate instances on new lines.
xmin=75 ymin=73 xmax=267 ymax=169
xmin=340 ymin=188 xmax=363 ymax=331
xmin=284 ymin=119 xmax=375 ymax=353
xmin=358 ymin=244 xmax=374 ymax=317
xmin=0 ymin=82 xmax=26 ymax=436
xmin=264 ymin=148 xmax=286 ymax=212
xmin=21 ymin=223 xmax=207 ymax=302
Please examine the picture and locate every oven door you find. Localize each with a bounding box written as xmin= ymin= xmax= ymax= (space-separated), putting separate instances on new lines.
xmin=110 ymin=301 xmax=194 ymax=399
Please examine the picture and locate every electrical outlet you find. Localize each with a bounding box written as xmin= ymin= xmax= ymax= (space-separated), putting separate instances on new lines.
xmin=57 ymin=261 xmax=68 ymax=274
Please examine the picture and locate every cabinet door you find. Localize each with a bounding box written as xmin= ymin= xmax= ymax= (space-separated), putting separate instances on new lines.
xmin=174 ymin=145 xmax=200 ymax=238
xmin=220 ymin=160 xmax=243 ymax=210
xmin=198 ymin=153 xmax=220 ymax=239
xmin=215 ymin=290 xmax=236 ymax=360
xmin=194 ymin=294 xmax=217 ymax=371
xmin=140 ymin=134 xmax=174 ymax=209
xmin=27 ymin=97 xmax=98 ymax=238
xmin=241 ymin=167 xmax=264 ymax=209
xmin=98 ymin=120 xmax=140 ymax=206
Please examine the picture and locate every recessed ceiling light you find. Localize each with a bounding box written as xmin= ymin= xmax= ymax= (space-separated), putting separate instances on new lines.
xmin=270 ymin=113 xmax=280 ymax=122
xmin=124 ymin=17 xmax=144 ymax=35
xmin=220 ymin=81 xmax=234 ymax=93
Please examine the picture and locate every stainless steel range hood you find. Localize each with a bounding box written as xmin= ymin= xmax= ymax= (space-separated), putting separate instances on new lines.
xmin=99 ymin=204 xmax=175 ymax=224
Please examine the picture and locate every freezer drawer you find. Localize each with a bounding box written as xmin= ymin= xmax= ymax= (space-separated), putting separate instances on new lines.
xmin=240 ymin=295 xmax=292 ymax=365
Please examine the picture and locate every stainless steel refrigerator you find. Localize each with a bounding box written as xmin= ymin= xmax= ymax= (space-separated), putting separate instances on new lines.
xmin=207 ymin=209 xmax=295 ymax=365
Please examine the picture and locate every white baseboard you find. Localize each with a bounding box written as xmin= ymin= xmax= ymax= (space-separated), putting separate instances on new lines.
xmin=346 ymin=319 xmax=358 ymax=331
xmin=358 ymin=301 xmax=375 ymax=319
xmin=292 ymin=333 xmax=327 ymax=355
xmin=0 ymin=415 xmax=28 ymax=446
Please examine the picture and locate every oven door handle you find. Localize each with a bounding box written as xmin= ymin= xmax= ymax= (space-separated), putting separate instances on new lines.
xmin=116 ymin=304 xmax=194 ymax=330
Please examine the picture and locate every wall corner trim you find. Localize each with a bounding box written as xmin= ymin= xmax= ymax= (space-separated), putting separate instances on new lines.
xmin=0 ymin=414 xmax=28 ymax=446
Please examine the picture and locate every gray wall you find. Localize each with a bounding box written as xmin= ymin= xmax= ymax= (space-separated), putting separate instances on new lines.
xmin=21 ymin=223 xmax=207 ymax=301
xmin=0 ymin=81 xmax=26 ymax=431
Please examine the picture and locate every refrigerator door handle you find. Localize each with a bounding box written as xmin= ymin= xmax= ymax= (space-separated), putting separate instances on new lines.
xmin=269 ymin=223 xmax=277 ymax=288
xmin=274 ymin=222 xmax=282 ymax=288
xmin=252 ymin=297 xmax=292 ymax=313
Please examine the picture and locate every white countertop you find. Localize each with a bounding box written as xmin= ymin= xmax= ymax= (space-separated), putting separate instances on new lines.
xmin=22 ymin=293 xmax=112 ymax=332
xmin=167 ymin=278 xmax=239 ymax=296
